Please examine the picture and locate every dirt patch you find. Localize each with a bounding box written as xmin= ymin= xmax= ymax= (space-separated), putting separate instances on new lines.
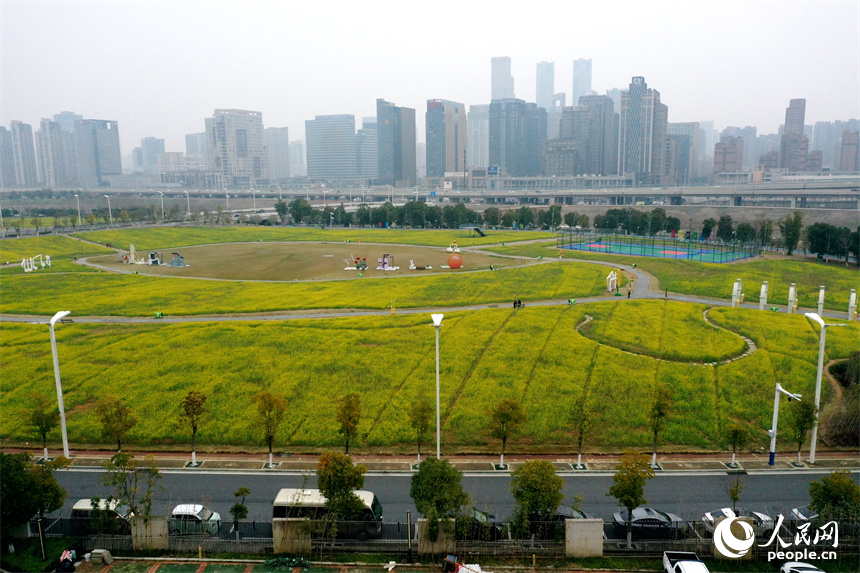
xmin=88 ymin=242 xmax=524 ymax=281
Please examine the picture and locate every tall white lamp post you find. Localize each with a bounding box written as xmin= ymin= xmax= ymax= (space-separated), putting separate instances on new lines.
xmin=431 ymin=313 xmax=444 ymax=459
xmin=183 ymin=190 xmax=190 ymax=218
xmin=104 ymin=195 xmax=113 ymax=226
xmin=768 ymin=383 xmax=802 ymax=466
xmin=157 ymin=191 xmax=164 ymax=221
xmin=803 ymin=312 xmax=846 ymax=463
xmin=223 ymin=189 xmax=230 ymax=214
xmin=74 ymin=194 xmax=81 ymax=226
xmin=49 ymin=311 xmax=72 ymax=458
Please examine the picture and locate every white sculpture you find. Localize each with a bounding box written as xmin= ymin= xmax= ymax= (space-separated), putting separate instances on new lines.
xmin=731 ymin=279 xmax=742 ymax=308
xmin=787 ymin=283 xmax=797 ymax=314
xmin=817 ymin=286 xmax=825 ymax=315
xmin=759 ymin=281 xmax=769 ymax=310
xmin=849 ymin=289 xmax=856 ymax=321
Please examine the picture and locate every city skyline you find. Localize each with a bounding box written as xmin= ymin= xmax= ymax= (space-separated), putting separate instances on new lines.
xmin=1 ymin=1 xmax=858 ymax=157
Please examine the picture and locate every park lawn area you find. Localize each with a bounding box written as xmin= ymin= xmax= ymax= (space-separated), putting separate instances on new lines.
xmin=579 ymin=300 xmax=748 ymax=363
xmin=0 ymin=260 xmax=606 ymax=316
xmin=486 ymin=242 xmax=860 ymax=311
xmin=70 ymin=226 xmax=555 ymax=251
xmin=2 ymin=301 xmax=855 ymax=452
xmin=0 ymin=234 xmax=113 ymax=276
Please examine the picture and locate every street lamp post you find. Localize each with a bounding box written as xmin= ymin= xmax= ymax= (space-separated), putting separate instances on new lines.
xmin=74 ymin=194 xmax=81 ymax=227
xmin=224 ymin=189 xmax=230 ymax=214
xmin=157 ymin=191 xmax=164 ymax=221
xmin=183 ymin=190 xmax=190 ymax=219
xmin=104 ymin=195 xmax=112 ymax=226
xmin=431 ymin=314 xmax=444 ymax=459
xmin=251 ymin=188 xmax=256 ymax=211
xmin=804 ymin=313 xmax=846 ymax=463
xmin=49 ymin=311 xmax=72 ymax=459
xmin=768 ymin=383 xmax=802 ymax=466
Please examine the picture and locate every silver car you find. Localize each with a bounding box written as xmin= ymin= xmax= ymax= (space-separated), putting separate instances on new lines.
xmin=702 ymin=507 xmax=774 ymax=534
xmin=169 ymin=503 xmax=221 ymax=535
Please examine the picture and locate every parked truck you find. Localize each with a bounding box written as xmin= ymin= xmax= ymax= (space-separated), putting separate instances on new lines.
xmin=663 ymin=552 xmax=710 ymax=573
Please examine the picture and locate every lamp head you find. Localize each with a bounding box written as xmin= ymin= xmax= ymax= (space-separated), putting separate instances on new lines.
xmin=50 ymin=311 xmax=71 ymax=327
xmin=431 ymin=313 xmax=444 ymax=327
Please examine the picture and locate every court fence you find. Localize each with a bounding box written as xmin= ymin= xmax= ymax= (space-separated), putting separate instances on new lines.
xmin=556 ymin=230 xmax=762 ymax=263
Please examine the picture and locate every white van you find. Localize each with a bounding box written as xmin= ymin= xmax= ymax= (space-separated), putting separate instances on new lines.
xmin=71 ymin=498 xmax=131 ymax=534
xmin=272 ymin=488 xmax=383 ymax=540
xmin=169 ymin=504 xmax=221 ymax=535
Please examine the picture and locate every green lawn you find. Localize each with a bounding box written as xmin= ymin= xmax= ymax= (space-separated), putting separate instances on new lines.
xmin=488 ymin=241 xmax=860 ymax=311
xmin=3 ymin=301 xmax=855 ymax=452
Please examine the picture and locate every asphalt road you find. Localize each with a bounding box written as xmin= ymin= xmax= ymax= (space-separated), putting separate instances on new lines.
xmin=54 ymin=468 xmax=845 ymax=526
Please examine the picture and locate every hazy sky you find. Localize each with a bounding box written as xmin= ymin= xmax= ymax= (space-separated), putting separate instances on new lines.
xmin=2 ymin=0 xmax=858 ymax=156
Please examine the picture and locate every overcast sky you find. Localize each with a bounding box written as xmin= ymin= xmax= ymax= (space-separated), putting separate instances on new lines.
xmin=2 ymin=0 xmax=858 ymax=156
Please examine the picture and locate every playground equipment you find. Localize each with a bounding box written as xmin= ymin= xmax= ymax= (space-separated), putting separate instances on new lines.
xmin=446 ymin=240 xmax=461 ymax=253
xmin=446 ymin=253 xmax=463 ymax=269
xmin=377 ymin=253 xmax=399 ymax=271
xmin=122 ymin=244 xmax=146 ymax=265
xmin=731 ymin=279 xmax=743 ymax=307
xmin=21 ymin=254 xmax=51 ymax=272
xmin=787 ymin=283 xmax=797 ymax=313
xmin=850 ymin=289 xmax=857 ymax=321
xmin=168 ymin=253 xmax=186 ymax=267
xmin=147 ymin=251 xmax=163 ymax=265
xmin=759 ymin=281 xmax=769 ymax=310
xmin=606 ymin=271 xmax=617 ymax=293
xmin=343 ymin=255 xmax=368 ymax=271
xmin=409 ymin=260 xmax=432 ymax=271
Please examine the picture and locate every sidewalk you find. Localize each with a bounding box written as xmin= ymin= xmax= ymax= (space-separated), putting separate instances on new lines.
xmin=19 ymin=448 xmax=859 ymax=474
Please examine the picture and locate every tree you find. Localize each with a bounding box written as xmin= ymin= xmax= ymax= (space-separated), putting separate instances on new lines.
xmin=649 ymin=383 xmax=671 ymax=468
xmin=809 ymin=470 xmax=860 ymax=520
xmin=724 ymin=419 xmax=751 ymax=467
xmin=726 ymin=476 xmax=744 ymax=512
xmin=253 ymin=391 xmax=287 ymax=467
xmin=735 ymin=222 xmax=755 ymax=243
xmin=510 ymin=460 xmax=564 ymax=538
xmin=701 ymin=218 xmax=717 ymax=240
xmin=778 ymin=211 xmax=804 ymax=255
xmin=317 ymin=451 xmax=367 ymax=519
xmin=483 ymin=207 xmax=501 ymax=227
xmin=336 ymin=393 xmax=361 ymax=454
xmin=648 ymin=208 xmax=667 ymax=235
xmin=0 ymin=453 xmax=67 ymax=542
xmin=229 ymin=486 xmax=251 ymax=538
xmin=69 ymin=212 xmax=78 ymax=230
xmin=410 ymin=457 xmax=469 ymax=542
xmin=119 ymin=210 xmax=131 ymax=224
xmin=274 ymin=200 xmax=288 ymax=224
xmin=32 ymin=216 xmax=41 ymax=234
xmin=29 ymin=392 xmax=59 ymax=461
xmin=408 ymin=397 xmax=432 ymax=463
xmin=716 ymin=215 xmax=734 ymax=242
xmin=757 ymin=218 xmax=774 ymax=246
xmin=607 ymin=450 xmax=655 ymax=548
xmin=101 ymin=451 xmax=162 ymax=522
xmin=489 ymin=399 xmax=526 ymax=467
xmin=665 ymin=216 xmax=681 ymax=234
xmin=179 ymin=390 xmax=208 ymax=466
xmin=96 ymin=396 xmax=138 ymax=451
xmin=570 ymin=393 xmax=593 ymax=469
xmin=789 ymin=400 xmax=817 ymax=464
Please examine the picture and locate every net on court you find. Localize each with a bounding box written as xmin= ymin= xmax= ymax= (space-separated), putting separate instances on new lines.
xmin=556 ymin=232 xmax=760 ymax=263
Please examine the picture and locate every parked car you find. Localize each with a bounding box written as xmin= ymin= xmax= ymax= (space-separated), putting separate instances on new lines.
xmin=169 ymin=504 xmax=221 ymax=535
xmin=456 ymin=507 xmax=506 ymax=541
xmin=528 ymin=504 xmax=596 ymax=539
xmin=613 ymin=506 xmax=686 ymax=539
xmin=789 ymin=505 xmax=819 ymax=522
xmin=779 ymin=562 xmax=826 ymax=573
xmin=701 ymin=507 xmax=774 ymax=535
xmin=70 ymin=498 xmax=131 ymax=534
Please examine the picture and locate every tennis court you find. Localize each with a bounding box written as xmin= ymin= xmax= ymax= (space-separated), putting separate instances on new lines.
xmin=557 ymin=233 xmax=759 ymax=263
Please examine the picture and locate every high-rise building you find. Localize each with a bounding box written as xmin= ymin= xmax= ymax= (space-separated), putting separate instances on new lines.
xmin=839 ymin=131 xmax=859 ymax=172
xmin=205 ymin=109 xmax=268 ymax=187
xmin=0 ymin=127 xmax=15 ymax=189
xmin=536 ymin=62 xmax=555 ymax=111
xmin=667 ymin=122 xmax=701 ymax=182
xmin=618 ymin=77 xmax=668 ymax=185
xmin=666 ymin=134 xmax=690 ymax=184
xmin=52 ymin=112 xmax=82 ymax=131
xmin=714 ymin=136 xmax=744 ymax=173
xmin=10 ymin=121 xmax=39 ymax=187
xmin=605 ymin=88 xmax=623 ymax=115
xmin=140 ymin=137 xmax=165 ymax=168
xmin=305 ymin=115 xmax=357 ymax=179
xmin=572 ymin=59 xmax=592 ymax=105
xmin=265 ymin=127 xmax=291 ymax=181
xmin=356 ymin=118 xmax=378 ymax=180
xmin=491 ymin=57 xmax=515 ymax=100
xmin=426 ymin=99 xmax=467 ymax=178
xmin=185 ymin=132 xmax=207 ymax=155
xmin=720 ymin=126 xmax=757 ymax=169
xmin=812 ymin=120 xmax=860 ymax=169
xmin=467 ymin=105 xmax=490 ymax=169
xmin=36 ymin=119 xmax=78 ymax=188
xmin=576 ymin=94 xmax=618 ymax=175
xmin=377 ymin=99 xmax=416 ymax=187
xmin=289 ymin=140 xmax=306 ymax=177
xmin=779 ymin=99 xmax=817 ymax=171
xmin=74 ymin=119 xmax=122 ymax=188
xmin=489 ymin=98 xmax=546 ymax=177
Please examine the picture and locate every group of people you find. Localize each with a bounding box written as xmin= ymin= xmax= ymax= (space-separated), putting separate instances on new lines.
xmin=513 ymin=299 xmax=525 ymax=309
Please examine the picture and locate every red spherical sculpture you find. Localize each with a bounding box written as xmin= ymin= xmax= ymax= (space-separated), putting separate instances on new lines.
xmin=447 ymin=253 xmax=463 ymax=269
